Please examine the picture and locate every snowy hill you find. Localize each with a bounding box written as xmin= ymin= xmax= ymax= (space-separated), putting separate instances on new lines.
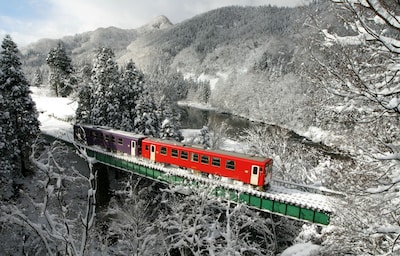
xmin=20 ymin=15 xmax=172 ymax=72
xmin=20 ymin=5 xmax=324 ymax=131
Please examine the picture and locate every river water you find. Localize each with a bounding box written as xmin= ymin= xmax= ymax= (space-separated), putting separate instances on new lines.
xmin=178 ymin=105 xmax=349 ymax=161
xmin=179 ymin=105 xmax=302 ymax=140
xmin=180 ymin=105 xmax=259 ymax=138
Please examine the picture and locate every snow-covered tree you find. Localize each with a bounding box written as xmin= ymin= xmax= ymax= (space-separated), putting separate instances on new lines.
xmin=303 ymin=1 xmax=400 ymax=254
xmin=186 ymin=79 xmax=211 ymax=104
xmin=133 ymin=94 xmax=159 ymax=136
xmin=157 ymin=185 xmax=279 ymax=255
xmin=75 ymin=64 xmax=94 ymax=124
xmin=159 ymin=109 xmax=183 ymax=141
xmin=46 ymin=41 xmax=75 ymax=97
xmin=194 ymin=120 xmax=228 ymax=149
xmin=98 ymin=177 xmax=167 ymax=255
xmin=118 ymin=60 xmax=146 ymax=131
xmin=0 ymin=35 xmax=40 ymax=186
xmin=32 ymin=68 xmax=43 ymax=87
xmin=199 ymin=126 xmax=211 ymax=148
xmin=90 ymin=47 xmax=121 ymax=126
xmin=75 ymin=52 xmax=169 ymax=136
xmin=156 ymin=95 xmax=183 ymax=141
xmin=0 ymin=141 xmax=97 ymax=255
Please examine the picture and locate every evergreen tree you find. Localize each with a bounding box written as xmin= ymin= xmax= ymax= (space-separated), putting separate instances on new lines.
xmin=75 ymin=64 xmax=94 ymax=123
xmin=75 ymin=52 xmax=181 ymax=139
xmin=90 ymin=47 xmax=120 ymax=126
xmin=46 ymin=41 xmax=75 ymax=97
xmin=199 ymin=126 xmax=211 ymax=148
xmin=0 ymin=92 xmax=15 ymax=199
xmin=33 ymin=68 xmax=43 ymax=87
xmin=119 ymin=59 xmax=159 ymax=136
xmin=157 ymin=97 xmax=183 ymax=141
xmin=118 ymin=60 xmax=146 ymax=131
xmin=133 ymin=90 xmax=159 ymax=137
xmin=0 ymin=35 xmax=40 ymax=197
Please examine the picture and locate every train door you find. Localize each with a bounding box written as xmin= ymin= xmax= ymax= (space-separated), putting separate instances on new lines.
xmin=250 ymin=165 xmax=260 ymax=185
xmin=150 ymin=145 xmax=156 ymax=161
xmin=131 ymin=141 xmax=137 ymax=156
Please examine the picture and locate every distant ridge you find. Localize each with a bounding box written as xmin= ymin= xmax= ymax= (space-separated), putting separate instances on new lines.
xmin=138 ymin=15 xmax=173 ymax=32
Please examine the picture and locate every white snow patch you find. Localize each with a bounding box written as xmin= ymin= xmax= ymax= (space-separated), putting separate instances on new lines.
xmin=178 ymin=101 xmax=216 ymax=111
xmin=216 ymin=71 xmax=229 ymax=81
xmin=301 ymin=126 xmax=340 ymax=146
xmin=280 ymin=242 xmax=320 ymax=256
xmin=31 ymin=88 xmax=76 ymax=141
xmin=32 ymin=93 xmax=77 ymax=121
xmin=322 ymin=29 xmax=366 ymax=46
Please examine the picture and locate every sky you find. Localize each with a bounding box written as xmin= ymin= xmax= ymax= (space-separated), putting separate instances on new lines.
xmin=0 ymin=0 xmax=304 ymax=47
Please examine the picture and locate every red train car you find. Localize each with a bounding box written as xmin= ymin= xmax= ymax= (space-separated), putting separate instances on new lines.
xmin=142 ymin=138 xmax=273 ymax=189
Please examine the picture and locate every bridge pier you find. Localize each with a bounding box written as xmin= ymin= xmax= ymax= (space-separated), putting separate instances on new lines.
xmin=92 ymin=163 xmax=111 ymax=210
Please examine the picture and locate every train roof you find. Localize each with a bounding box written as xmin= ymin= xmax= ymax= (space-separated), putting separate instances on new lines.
xmin=76 ymin=124 xmax=147 ymax=139
xmin=143 ymin=137 xmax=271 ymax=163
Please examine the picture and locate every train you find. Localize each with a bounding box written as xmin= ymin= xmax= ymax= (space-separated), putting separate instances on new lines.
xmin=73 ymin=124 xmax=273 ymax=190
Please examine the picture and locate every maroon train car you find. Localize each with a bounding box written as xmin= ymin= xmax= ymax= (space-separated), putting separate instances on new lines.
xmin=73 ymin=124 xmax=147 ymax=156
xmin=141 ymin=138 xmax=273 ymax=189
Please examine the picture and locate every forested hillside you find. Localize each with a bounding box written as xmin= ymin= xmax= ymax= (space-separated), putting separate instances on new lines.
xmin=21 ymin=5 xmax=322 ymax=130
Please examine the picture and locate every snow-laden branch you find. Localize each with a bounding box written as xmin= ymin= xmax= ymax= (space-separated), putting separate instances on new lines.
xmin=343 ymin=0 xmax=400 ymax=54
xmin=0 ymin=205 xmax=54 ymax=255
xmin=366 ymin=0 xmax=400 ymax=30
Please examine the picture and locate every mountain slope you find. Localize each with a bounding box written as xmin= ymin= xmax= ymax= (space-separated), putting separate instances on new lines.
xmin=20 ymin=4 xmax=331 ymax=131
xmin=21 ymin=15 xmax=173 ymax=69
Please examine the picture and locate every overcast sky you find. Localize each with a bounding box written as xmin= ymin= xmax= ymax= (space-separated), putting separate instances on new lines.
xmin=0 ymin=0 xmax=305 ymax=47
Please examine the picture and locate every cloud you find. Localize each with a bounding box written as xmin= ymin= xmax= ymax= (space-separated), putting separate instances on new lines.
xmin=0 ymin=0 xmax=303 ymax=46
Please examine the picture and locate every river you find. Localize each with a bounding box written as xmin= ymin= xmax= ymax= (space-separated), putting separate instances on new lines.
xmin=178 ymin=105 xmax=350 ymax=161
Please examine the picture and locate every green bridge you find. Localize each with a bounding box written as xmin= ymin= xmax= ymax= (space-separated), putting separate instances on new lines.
xmin=83 ymin=146 xmax=333 ymax=226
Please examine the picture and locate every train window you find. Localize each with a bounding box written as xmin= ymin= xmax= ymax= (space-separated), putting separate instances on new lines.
xmin=252 ymin=166 xmax=258 ymax=174
xmin=105 ymin=135 xmax=110 ymax=142
xmin=181 ymin=150 xmax=188 ymax=160
xmin=91 ymin=131 xmax=97 ymax=138
xmin=111 ymin=136 xmax=116 ymax=143
xmin=191 ymin=153 xmax=199 ymax=162
xmin=160 ymin=147 xmax=167 ymax=155
xmin=212 ymin=157 xmax=221 ymax=167
xmin=171 ymin=149 xmax=179 ymax=158
xmin=201 ymin=155 xmax=209 ymax=165
xmin=118 ymin=138 xmax=123 ymax=145
xmin=226 ymin=160 xmax=235 ymax=170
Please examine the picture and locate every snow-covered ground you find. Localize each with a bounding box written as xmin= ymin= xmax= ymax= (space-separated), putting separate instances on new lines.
xmin=31 ymin=87 xmax=76 ymax=140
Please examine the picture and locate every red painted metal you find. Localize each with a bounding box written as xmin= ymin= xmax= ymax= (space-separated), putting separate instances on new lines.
xmin=142 ymin=138 xmax=273 ymax=187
